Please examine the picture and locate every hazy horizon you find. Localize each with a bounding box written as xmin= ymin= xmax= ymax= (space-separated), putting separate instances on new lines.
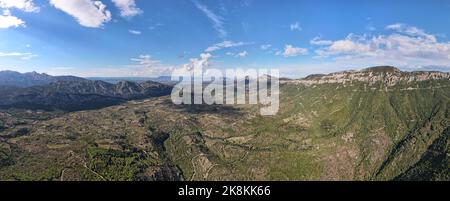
xmin=1 ymin=64 xmax=450 ymax=80
xmin=2 ymin=0 xmax=450 ymax=78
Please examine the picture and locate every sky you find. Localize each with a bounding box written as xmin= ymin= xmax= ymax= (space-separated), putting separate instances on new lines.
xmin=1 ymin=0 xmax=450 ymax=78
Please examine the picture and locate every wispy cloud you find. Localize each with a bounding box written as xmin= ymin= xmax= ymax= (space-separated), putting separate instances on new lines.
xmin=0 ymin=52 xmax=37 ymax=60
xmin=236 ymin=51 xmax=248 ymax=58
xmin=130 ymin=55 xmax=161 ymax=67
xmin=385 ymin=23 xmax=436 ymax=41
xmin=290 ymin=22 xmax=301 ymax=31
xmin=260 ymin=44 xmax=272 ymax=50
xmin=49 ymin=55 xmax=174 ymax=77
xmin=366 ymin=24 xmax=376 ymax=31
xmin=365 ymin=17 xmax=376 ymax=31
xmin=205 ymin=40 xmax=249 ymax=52
xmin=193 ymin=0 xmax=227 ymax=38
xmin=112 ymin=0 xmax=142 ymax=18
xmin=310 ymin=37 xmax=332 ymax=46
xmin=149 ymin=23 xmax=163 ymax=30
xmin=277 ymin=45 xmax=308 ymax=57
xmin=126 ymin=54 xmax=174 ymax=76
xmin=385 ymin=23 xmax=403 ymax=30
xmin=20 ymin=54 xmax=37 ymax=60
xmin=48 ymin=53 xmax=215 ymax=77
xmin=128 ymin=29 xmax=141 ymax=35
xmin=226 ymin=51 xmax=248 ymax=58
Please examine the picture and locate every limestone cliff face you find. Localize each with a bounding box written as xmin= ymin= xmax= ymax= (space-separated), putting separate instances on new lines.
xmin=284 ymin=66 xmax=450 ymax=86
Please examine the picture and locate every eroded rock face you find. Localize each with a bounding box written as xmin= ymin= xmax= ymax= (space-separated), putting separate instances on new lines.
xmin=284 ymin=66 xmax=450 ymax=86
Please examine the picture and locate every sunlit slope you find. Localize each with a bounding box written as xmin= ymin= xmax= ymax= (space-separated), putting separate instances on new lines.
xmin=275 ymin=79 xmax=450 ymax=180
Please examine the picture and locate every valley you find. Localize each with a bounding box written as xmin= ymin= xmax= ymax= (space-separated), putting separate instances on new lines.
xmin=0 ymin=66 xmax=448 ymax=181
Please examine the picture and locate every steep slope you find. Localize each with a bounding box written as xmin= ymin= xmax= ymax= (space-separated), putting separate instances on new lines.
xmin=394 ymin=127 xmax=449 ymax=181
xmin=280 ymin=66 xmax=450 ymax=180
xmin=0 ymin=80 xmax=172 ymax=111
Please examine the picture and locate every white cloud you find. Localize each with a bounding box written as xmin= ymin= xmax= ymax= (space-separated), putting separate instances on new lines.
xmin=227 ymin=51 xmax=248 ymax=58
xmin=205 ymin=40 xmax=248 ymax=52
xmin=170 ymin=52 xmax=213 ymax=77
xmin=386 ymin=23 xmax=436 ymax=41
xmin=278 ymin=45 xmax=308 ymax=57
xmin=0 ymin=52 xmax=25 ymax=56
xmin=0 ymin=0 xmax=39 ymax=12
xmin=260 ymin=44 xmax=272 ymax=50
xmin=194 ymin=0 xmax=227 ymax=38
xmin=180 ymin=52 xmax=212 ymax=72
xmin=50 ymin=0 xmax=112 ymax=28
xmin=0 ymin=14 xmax=24 ymax=28
xmin=313 ymin=24 xmax=450 ymax=69
xmin=0 ymin=52 xmax=37 ymax=60
xmin=130 ymin=55 xmax=160 ymax=67
xmin=385 ymin=23 xmax=403 ymax=30
xmin=235 ymin=51 xmax=248 ymax=58
xmin=0 ymin=0 xmax=38 ymax=29
xmin=328 ymin=37 xmax=370 ymax=54
xmin=112 ymin=0 xmax=142 ymax=18
xmin=310 ymin=37 xmax=333 ymax=46
xmin=128 ymin=29 xmax=141 ymax=35
xmin=290 ymin=22 xmax=301 ymax=31
xmin=127 ymin=54 xmax=174 ymax=76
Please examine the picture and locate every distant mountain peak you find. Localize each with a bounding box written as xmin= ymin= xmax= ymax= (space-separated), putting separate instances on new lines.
xmin=362 ymin=66 xmax=401 ymax=73
xmin=0 ymin=70 xmax=85 ymax=88
xmin=290 ymin=66 xmax=450 ymax=86
xmin=0 ymin=78 xmax=172 ymax=111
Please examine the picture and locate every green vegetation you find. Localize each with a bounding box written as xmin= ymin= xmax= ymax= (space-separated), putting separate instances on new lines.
xmin=0 ymin=69 xmax=449 ymax=181
xmin=85 ymin=147 xmax=152 ymax=181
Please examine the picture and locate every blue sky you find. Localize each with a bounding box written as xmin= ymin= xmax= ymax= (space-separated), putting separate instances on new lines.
xmin=1 ymin=0 xmax=450 ymax=77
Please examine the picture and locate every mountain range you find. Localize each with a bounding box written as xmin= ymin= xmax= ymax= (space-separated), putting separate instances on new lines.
xmin=0 ymin=71 xmax=172 ymax=111
xmin=0 ymin=70 xmax=85 ymax=88
xmin=0 ymin=66 xmax=449 ymax=181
